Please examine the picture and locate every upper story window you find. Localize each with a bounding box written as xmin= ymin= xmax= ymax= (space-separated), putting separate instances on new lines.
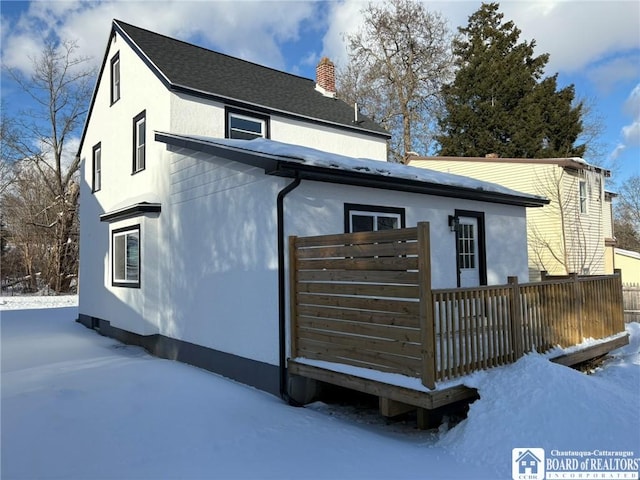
xmin=579 ymin=180 xmax=587 ymax=214
xmin=133 ymin=110 xmax=146 ymax=173
xmin=344 ymin=203 xmax=405 ymax=233
xmin=225 ymin=107 xmax=269 ymax=140
xmin=92 ymin=143 xmax=101 ymax=192
xmin=110 ymin=52 xmax=120 ymax=104
xmin=112 ymin=225 xmax=140 ymax=288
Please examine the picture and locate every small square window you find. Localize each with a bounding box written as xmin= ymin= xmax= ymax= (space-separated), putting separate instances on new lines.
xmin=133 ymin=110 xmax=146 ymax=173
xmin=110 ymin=52 xmax=120 ymax=104
xmin=92 ymin=143 xmax=101 ymax=192
xmin=112 ymin=225 xmax=140 ymax=287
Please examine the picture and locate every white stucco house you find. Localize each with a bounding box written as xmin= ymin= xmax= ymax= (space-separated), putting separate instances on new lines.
xmin=77 ymin=20 xmax=548 ymax=398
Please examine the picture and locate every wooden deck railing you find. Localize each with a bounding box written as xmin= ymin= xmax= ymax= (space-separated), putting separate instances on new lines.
xmin=289 ymin=222 xmax=626 ymax=389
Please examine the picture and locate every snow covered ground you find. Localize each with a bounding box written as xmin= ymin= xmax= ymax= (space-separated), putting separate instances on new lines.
xmin=2 ymin=296 xmax=639 ymax=479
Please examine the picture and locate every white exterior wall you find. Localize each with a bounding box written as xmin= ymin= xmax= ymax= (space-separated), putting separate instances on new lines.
xmin=159 ymin=146 xmax=529 ymax=366
xmin=80 ymin=29 xmax=389 ymax=337
xmin=79 ymin=30 xmax=172 ymax=335
xmin=80 ymin=29 xmax=527 ymax=368
xmin=169 ymin=93 xmax=388 ymax=160
xmin=273 ymin=117 xmax=387 ymax=160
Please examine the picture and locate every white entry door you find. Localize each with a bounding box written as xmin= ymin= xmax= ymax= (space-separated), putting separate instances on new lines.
xmin=457 ymin=216 xmax=480 ymax=288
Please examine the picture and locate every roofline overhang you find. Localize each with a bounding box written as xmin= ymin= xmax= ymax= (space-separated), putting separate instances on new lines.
xmin=100 ymin=202 xmax=162 ymax=222
xmin=155 ymin=133 xmax=549 ymax=208
xmin=409 ymin=155 xmax=610 ymax=177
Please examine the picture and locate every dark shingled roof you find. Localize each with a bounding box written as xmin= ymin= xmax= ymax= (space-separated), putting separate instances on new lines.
xmin=114 ymin=20 xmax=389 ymax=138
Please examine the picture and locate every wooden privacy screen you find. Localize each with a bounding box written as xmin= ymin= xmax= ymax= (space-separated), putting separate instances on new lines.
xmin=290 ymin=223 xmax=625 ymax=389
xmin=289 ymin=224 xmax=430 ymax=380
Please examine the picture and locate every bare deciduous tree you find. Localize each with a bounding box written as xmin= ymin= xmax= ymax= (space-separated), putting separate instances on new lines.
xmin=614 ymin=175 xmax=640 ymax=252
xmin=2 ymin=39 xmax=93 ymax=292
xmin=339 ymin=0 xmax=454 ymax=163
xmin=528 ymin=168 xmax=605 ymax=275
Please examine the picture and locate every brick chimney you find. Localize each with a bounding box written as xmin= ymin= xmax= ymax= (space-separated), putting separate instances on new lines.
xmin=315 ymin=57 xmax=336 ymax=98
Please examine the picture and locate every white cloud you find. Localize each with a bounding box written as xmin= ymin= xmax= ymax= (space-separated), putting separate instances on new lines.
xmin=610 ymin=83 xmax=640 ymax=160
xmin=622 ymin=121 xmax=640 ymax=146
xmin=322 ymin=0 xmax=366 ymax=68
xmin=588 ymin=55 xmax=640 ymax=94
xmin=320 ymin=1 xmax=639 ymax=77
xmin=621 ymin=84 xmax=640 ymax=146
xmin=499 ymin=1 xmax=640 ymax=75
xmin=1 ymin=0 xmax=320 ymax=75
xmin=608 ymin=143 xmax=626 ymax=161
xmin=623 ymin=83 xmax=640 ymax=118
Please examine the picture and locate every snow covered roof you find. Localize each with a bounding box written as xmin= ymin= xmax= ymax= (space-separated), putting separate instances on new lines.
xmin=155 ymin=132 xmax=549 ymax=208
xmin=409 ymin=155 xmax=610 ymax=177
xmin=615 ymin=248 xmax=640 ymax=260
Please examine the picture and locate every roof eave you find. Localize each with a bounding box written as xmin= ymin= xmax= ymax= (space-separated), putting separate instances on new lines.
xmin=155 ymin=133 xmax=548 ymax=208
xmin=269 ymin=163 xmax=548 ymax=208
xmin=411 ymin=156 xmax=610 ymax=177
xmin=170 ymin=84 xmax=390 ymax=140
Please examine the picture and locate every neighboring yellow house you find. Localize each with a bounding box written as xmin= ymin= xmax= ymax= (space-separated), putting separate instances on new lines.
xmin=614 ymin=248 xmax=640 ymax=285
xmin=409 ymin=156 xmax=614 ymax=281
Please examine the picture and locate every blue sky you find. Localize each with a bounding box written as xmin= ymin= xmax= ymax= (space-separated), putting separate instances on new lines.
xmin=1 ymin=0 xmax=638 ymax=187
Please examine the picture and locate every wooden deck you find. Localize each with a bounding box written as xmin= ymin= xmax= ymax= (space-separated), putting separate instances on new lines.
xmin=287 ymin=223 xmax=628 ymax=422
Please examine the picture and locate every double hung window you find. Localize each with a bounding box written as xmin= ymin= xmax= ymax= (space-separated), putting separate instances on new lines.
xmin=110 ymin=52 xmax=120 ymax=104
xmin=579 ymin=180 xmax=587 ymax=214
xmin=92 ymin=143 xmax=101 ymax=192
xmin=133 ymin=111 xmax=146 ymax=173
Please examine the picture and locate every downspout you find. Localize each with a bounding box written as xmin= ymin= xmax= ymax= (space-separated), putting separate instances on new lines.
xmin=276 ymin=173 xmax=301 ymax=404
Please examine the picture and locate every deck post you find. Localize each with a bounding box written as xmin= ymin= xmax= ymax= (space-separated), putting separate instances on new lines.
xmin=289 ymin=235 xmax=299 ymax=359
xmin=613 ymin=270 xmax=625 ymax=332
xmin=570 ymin=273 xmax=583 ymax=344
xmin=508 ymin=276 xmax=524 ymax=359
xmin=418 ymin=222 xmax=436 ymax=390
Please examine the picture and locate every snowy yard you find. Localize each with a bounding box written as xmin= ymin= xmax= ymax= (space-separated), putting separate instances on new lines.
xmin=1 ymin=296 xmax=639 ymax=479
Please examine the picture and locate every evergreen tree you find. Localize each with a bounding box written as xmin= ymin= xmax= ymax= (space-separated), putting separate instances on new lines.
xmin=436 ymin=2 xmax=585 ymax=158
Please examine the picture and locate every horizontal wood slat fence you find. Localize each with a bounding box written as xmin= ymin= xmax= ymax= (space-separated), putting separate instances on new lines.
xmin=289 ymin=222 xmax=625 ymax=390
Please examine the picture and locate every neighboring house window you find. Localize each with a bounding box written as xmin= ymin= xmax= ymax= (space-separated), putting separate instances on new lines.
xmin=344 ymin=204 xmax=405 ymax=233
xmin=225 ymin=107 xmax=269 ymax=140
xmin=133 ymin=110 xmax=146 ymax=173
xmin=110 ymin=52 xmax=120 ymax=104
xmin=112 ymin=225 xmax=140 ymax=287
xmin=92 ymin=143 xmax=101 ymax=192
xmin=579 ymin=180 xmax=587 ymax=214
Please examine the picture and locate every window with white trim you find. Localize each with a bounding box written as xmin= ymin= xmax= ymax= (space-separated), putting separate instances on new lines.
xmin=458 ymin=223 xmax=476 ymax=269
xmin=110 ymin=52 xmax=120 ymax=104
xmin=112 ymin=226 xmax=140 ymax=287
xmin=226 ymin=108 xmax=269 ymax=140
xmin=345 ymin=204 xmax=405 ymax=233
xmin=133 ymin=110 xmax=145 ymax=173
xmin=579 ymin=180 xmax=587 ymax=214
xmin=92 ymin=143 xmax=101 ymax=192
